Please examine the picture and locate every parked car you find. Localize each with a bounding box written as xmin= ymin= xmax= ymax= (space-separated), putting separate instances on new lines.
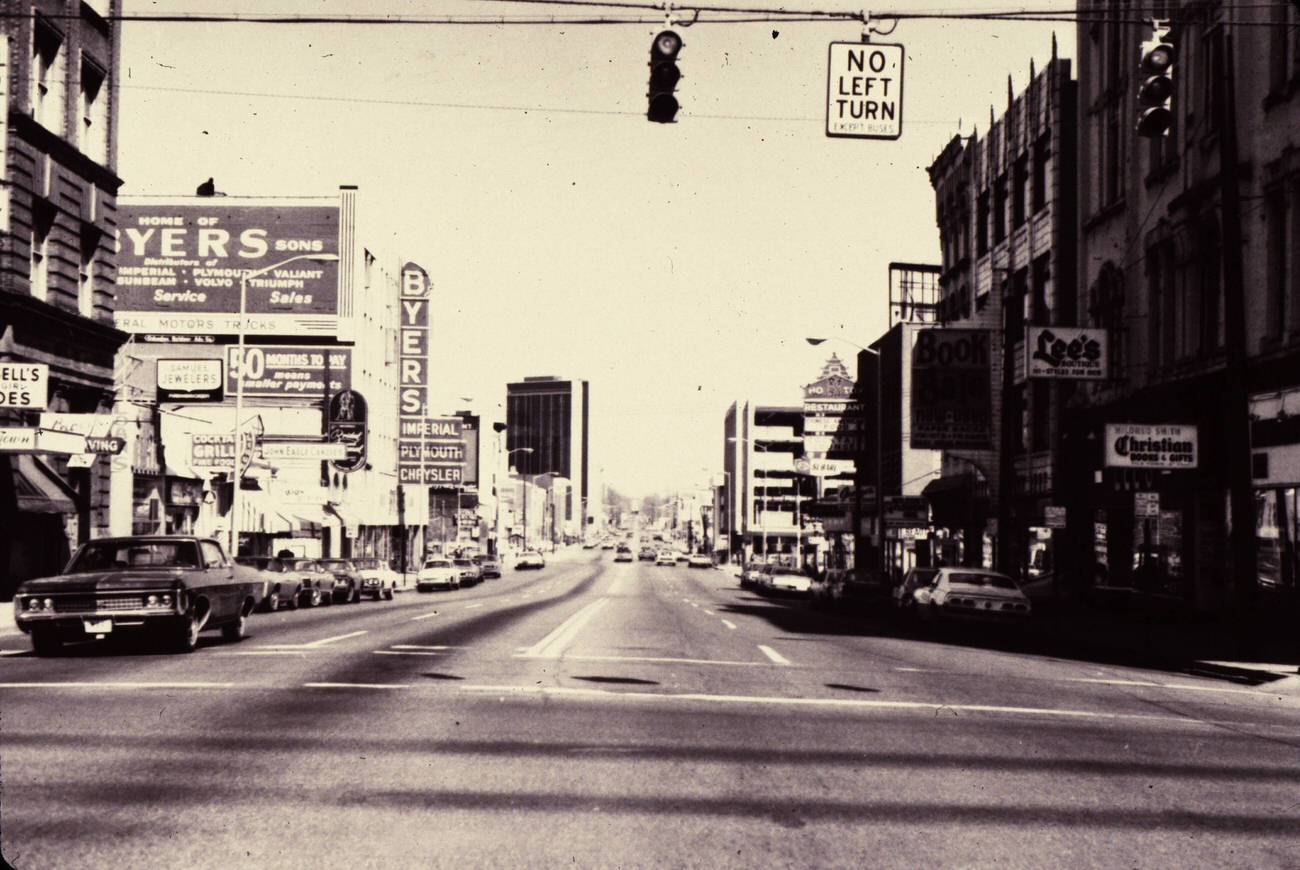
xmin=473 ymin=554 xmax=502 ymax=579
xmin=313 ymin=558 xmax=363 ymax=603
xmin=614 ymin=546 xmax=633 ymax=563
xmin=655 ymin=551 xmax=676 ymax=566
xmin=351 ymin=556 xmax=397 ymax=600
xmin=515 ymin=550 xmax=547 ymax=570
xmin=417 ymin=558 xmax=461 ymax=591
xmin=687 ymin=553 xmax=714 ymax=569
xmin=910 ymin=567 xmax=1032 ymax=628
xmin=601 ymin=541 xmax=616 ymax=550
xmin=14 ymin=536 xmax=265 ymax=654
xmin=892 ymin=567 xmax=940 ymax=621
xmin=813 ymin=568 xmax=891 ymax=610
xmin=454 ymin=557 xmax=483 ymax=586
xmin=739 ymin=561 xmax=767 ymax=588
xmin=764 ymin=565 xmax=811 ymax=594
xmin=638 ymin=546 xmax=657 ymax=561
xmin=235 ymin=556 xmax=304 ymax=612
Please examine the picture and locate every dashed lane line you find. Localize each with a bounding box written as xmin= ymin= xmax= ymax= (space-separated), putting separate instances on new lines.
xmin=301 ymin=682 xmax=408 ymax=690
xmin=721 ymin=620 xmax=737 ymax=630
xmin=758 ymin=644 xmax=792 ymax=666
xmin=520 ymin=653 xmax=771 ymax=668
xmin=410 ymin=611 xmax=441 ymax=621
xmin=464 ymin=603 xmax=483 ymax=609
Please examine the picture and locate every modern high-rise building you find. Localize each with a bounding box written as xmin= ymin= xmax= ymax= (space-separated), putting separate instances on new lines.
xmin=505 ymin=376 xmax=589 ymax=534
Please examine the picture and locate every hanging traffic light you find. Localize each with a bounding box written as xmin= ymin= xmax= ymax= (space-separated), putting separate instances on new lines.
xmin=1136 ymin=22 xmax=1175 ymax=137
xmin=647 ymin=30 xmax=683 ymax=123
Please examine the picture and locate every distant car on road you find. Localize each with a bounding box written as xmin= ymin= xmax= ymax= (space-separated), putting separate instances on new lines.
xmin=638 ymin=546 xmax=657 ymax=561
xmin=893 ymin=567 xmax=940 ymax=620
xmin=910 ymin=567 xmax=1032 ymax=628
xmin=687 ymin=553 xmax=714 ymax=569
xmin=614 ymin=546 xmax=633 ymax=563
xmin=515 ymin=550 xmax=547 ymax=570
xmin=416 ymin=558 xmax=460 ymax=592
xmin=655 ymin=551 xmax=676 ymax=566
xmin=15 ymin=536 xmax=264 ymax=654
xmin=473 ymin=554 xmax=502 ymax=579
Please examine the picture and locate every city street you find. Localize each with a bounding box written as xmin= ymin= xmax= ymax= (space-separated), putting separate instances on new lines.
xmin=2 ymin=550 xmax=1298 ymax=869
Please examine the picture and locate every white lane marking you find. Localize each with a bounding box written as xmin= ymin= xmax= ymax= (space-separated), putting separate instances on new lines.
xmin=410 ymin=611 xmax=441 ymax=621
xmin=393 ymin=645 xmax=455 ymax=650
xmin=301 ymin=682 xmax=408 ymax=690
xmin=1 ymin=649 xmax=28 ymax=656
xmin=374 ymin=650 xmax=445 ymax=656
xmin=721 ymin=620 xmax=737 ymax=630
xmin=0 ymin=681 xmax=238 ymax=689
xmin=895 ymin=667 xmax=938 ymax=673
xmin=689 ymin=602 xmax=699 ymax=608
xmin=454 ymin=685 xmax=1236 ymax=724
xmin=758 ymin=645 xmax=791 ymax=666
xmin=303 ymin=630 xmax=368 ymax=648
xmin=703 ymin=609 xmax=715 ymax=616
xmin=464 ymin=603 xmax=483 ymax=610
xmin=525 ymin=653 xmax=769 ymax=668
xmin=519 ymin=598 xmax=609 ymax=659
xmin=219 ymin=650 xmax=309 ymax=656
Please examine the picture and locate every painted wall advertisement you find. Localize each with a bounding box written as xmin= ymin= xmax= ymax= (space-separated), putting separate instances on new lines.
xmin=910 ymin=328 xmax=992 ymax=450
xmin=115 ymin=201 xmax=340 ymax=336
xmin=1104 ymin=424 xmax=1198 ymax=469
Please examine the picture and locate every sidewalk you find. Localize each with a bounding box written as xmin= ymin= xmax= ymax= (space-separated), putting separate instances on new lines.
xmin=1024 ymin=595 xmax=1300 ymax=686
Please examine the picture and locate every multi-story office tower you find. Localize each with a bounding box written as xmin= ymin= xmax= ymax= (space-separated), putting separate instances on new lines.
xmin=505 ymin=376 xmax=589 ymax=536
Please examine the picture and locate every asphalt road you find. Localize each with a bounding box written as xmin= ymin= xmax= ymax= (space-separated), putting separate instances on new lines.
xmin=2 ymin=551 xmax=1298 ymax=869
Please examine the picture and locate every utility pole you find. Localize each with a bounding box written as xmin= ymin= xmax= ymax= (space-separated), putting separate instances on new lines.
xmin=1217 ymin=30 xmax=1257 ymax=624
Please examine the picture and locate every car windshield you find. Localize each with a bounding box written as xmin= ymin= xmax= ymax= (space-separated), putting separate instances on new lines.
xmin=773 ymin=567 xmax=803 ymax=576
xmin=70 ymin=540 xmax=201 ymax=571
xmin=288 ymin=559 xmax=319 ymax=571
xmin=948 ymin=571 xmax=1019 ymax=589
xmin=351 ymin=558 xmax=377 ymax=569
xmin=454 ymin=559 xmax=473 ymax=567
xmin=424 ymin=560 xmax=452 ymax=569
xmin=907 ymin=569 xmax=939 ymax=587
xmin=318 ymin=560 xmax=355 ymax=570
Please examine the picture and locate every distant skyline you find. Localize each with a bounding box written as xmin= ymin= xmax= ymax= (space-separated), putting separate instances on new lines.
xmin=116 ymin=0 xmax=1076 ymax=496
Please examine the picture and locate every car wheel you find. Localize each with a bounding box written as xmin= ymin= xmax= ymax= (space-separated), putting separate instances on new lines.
xmin=348 ymin=584 xmax=360 ymax=604
xmin=265 ymin=589 xmax=281 ymax=612
xmin=30 ymin=627 xmax=62 ymax=657
xmin=321 ymin=589 xmax=333 ymax=606
xmin=286 ymin=589 xmax=299 ymax=610
xmin=221 ymin=609 xmax=247 ymax=643
xmin=384 ymin=585 xmax=394 ymax=600
xmin=309 ymin=587 xmax=322 ymax=607
xmin=174 ymin=612 xmax=202 ymax=653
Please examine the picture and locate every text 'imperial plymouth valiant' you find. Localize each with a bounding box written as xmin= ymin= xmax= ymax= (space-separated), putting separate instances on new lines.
xmin=13 ymin=536 xmax=266 ymax=655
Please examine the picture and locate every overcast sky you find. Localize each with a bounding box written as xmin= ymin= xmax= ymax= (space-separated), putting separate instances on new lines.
xmin=116 ymin=0 xmax=1075 ymax=497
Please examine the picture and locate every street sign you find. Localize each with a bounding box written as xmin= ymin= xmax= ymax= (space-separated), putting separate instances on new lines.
xmin=261 ymin=441 xmax=347 ymax=461
xmin=158 ymin=358 xmax=224 ymax=403
xmin=826 ymin=42 xmax=903 ymax=140
xmin=1044 ymin=505 xmax=1067 ymax=528
xmin=1134 ymin=491 xmax=1160 ymax=518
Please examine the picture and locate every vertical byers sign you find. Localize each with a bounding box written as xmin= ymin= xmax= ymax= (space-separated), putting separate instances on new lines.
xmin=826 ymin=42 xmax=903 ymax=140
xmin=398 ymin=263 xmax=431 ymax=485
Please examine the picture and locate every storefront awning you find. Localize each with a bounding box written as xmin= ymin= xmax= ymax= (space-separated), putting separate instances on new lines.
xmin=11 ymin=455 xmax=78 ymax=514
xmin=922 ymin=473 xmax=987 ymax=529
xmin=277 ymin=505 xmax=323 ymax=537
xmin=240 ymin=488 xmax=292 ymax=535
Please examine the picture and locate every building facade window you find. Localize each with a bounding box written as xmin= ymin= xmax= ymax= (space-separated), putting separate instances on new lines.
xmin=31 ymin=219 xmax=51 ymax=302
xmin=31 ymin=15 xmax=66 ymax=134
xmin=1201 ymin=26 xmax=1224 ymax=133
xmin=1265 ymin=187 xmax=1287 ymax=342
xmin=1146 ymin=240 xmax=1177 ymax=368
xmin=79 ymin=233 xmax=96 ymax=317
xmin=1030 ymin=254 xmax=1051 ymax=325
xmin=993 ymin=175 xmax=1007 ymax=244
xmin=976 ymin=191 xmax=990 ymax=255
xmin=1032 ymin=133 xmax=1050 ymax=212
xmin=79 ymin=55 xmax=108 ymax=164
xmin=1089 ymin=264 xmax=1125 ymax=378
xmin=1012 ymin=155 xmax=1028 ymax=228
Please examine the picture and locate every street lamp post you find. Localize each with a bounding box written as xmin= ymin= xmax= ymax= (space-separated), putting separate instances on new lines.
xmin=807 ymin=337 xmax=884 ymax=581
xmin=229 ymin=252 xmax=339 ymax=556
